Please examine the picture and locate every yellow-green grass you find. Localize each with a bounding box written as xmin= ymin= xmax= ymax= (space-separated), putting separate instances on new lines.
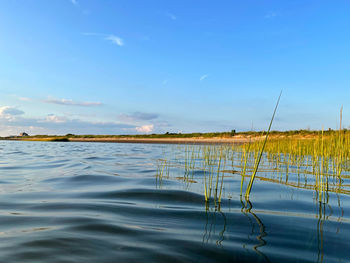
xmin=156 ymin=128 xmax=350 ymax=206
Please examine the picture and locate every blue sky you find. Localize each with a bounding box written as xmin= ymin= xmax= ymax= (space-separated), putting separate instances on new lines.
xmin=0 ymin=0 xmax=349 ymax=136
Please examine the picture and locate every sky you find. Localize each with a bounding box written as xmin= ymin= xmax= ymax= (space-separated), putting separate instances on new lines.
xmin=0 ymin=0 xmax=349 ymax=136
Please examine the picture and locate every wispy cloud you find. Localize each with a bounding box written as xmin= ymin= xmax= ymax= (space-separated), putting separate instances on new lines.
xmin=136 ymin=124 xmax=154 ymax=133
xmin=11 ymin=95 xmax=33 ymax=102
xmin=82 ymin=33 xmax=124 ymax=47
xmin=70 ymin=0 xmax=78 ymax=5
xmin=44 ymin=114 xmax=68 ymax=123
xmin=166 ymin=12 xmax=177 ymax=20
xmin=18 ymin=97 xmax=32 ymax=102
xmin=105 ymin=35 xmax=124 ymax=46
xmin=200 ymin=74 xmax=208 ymax=81
xmin=118 ymin=112 xmax=159 ymax=122
xmin=44 ymin=97 xmax=103 ymax=107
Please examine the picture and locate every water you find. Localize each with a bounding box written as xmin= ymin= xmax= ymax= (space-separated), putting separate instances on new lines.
xmin=0 ymin=140 xmax=349 ymax=262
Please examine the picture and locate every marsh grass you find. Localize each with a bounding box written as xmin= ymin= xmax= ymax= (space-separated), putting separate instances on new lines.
xmin=155 ymin=101 xmax=349 ymax=206
xmin=155 ymin=125 xmax=350 ymax=207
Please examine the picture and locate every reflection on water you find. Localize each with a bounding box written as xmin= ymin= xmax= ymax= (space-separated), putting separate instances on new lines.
xmin=317 ymin=201 xmax=325 ymax=263
xmin=0 ymin=141 xmax=349 ymax=262
xmin=202 ymin=206 xmax=227 ymax=248
xmin=241 ymin=198 xmax=270 ymax=263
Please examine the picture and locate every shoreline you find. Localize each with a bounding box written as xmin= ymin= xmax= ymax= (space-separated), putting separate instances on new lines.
xmin=2 ymin=133 xmax=324 ymax=144
xmin=68 ymin=137 xmax=253 ymax=144
xmin=3 ymin=136 xmax=257 ymax=145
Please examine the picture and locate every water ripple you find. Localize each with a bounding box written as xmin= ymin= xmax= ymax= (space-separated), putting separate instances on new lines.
xmin=0 ymin=140 xmax=348 ymax=262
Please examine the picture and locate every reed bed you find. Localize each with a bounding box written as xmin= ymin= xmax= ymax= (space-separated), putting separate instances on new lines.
xmin=155 ymin=129 xmax=350 ymax=206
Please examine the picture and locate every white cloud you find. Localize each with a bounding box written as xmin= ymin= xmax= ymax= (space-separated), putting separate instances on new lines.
xmin=0 ymin=105 xmax=160 ymax=136
xmin=0 ymin=113 xmax=137 ymax=136
xmin=44 ymin=114 xmax=68 ymax=123
xmin=105 ymin=35 xmax=124 ymax=46
xmin=136 ymin=124 xmax=154 ymax=133
xmin=166 ymin=12 xmax=177 ymax=20
xmin=0 ymin=106 xmax=24 ymax=117
xmin=44 ymin=97 xmax=103 ymax=107
xmin=82 ymin=33 xmax=124 ymax=47
xmin=200 ymin=74 xmax=208 ymax=81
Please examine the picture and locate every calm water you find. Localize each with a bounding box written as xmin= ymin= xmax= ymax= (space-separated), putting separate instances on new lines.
xmin=0 ymin=140 xmax=349 ymax=262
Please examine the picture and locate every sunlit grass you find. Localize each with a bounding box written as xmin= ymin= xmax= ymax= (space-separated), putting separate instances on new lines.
xmin=155 ymin=126 xmax=350 ymax=206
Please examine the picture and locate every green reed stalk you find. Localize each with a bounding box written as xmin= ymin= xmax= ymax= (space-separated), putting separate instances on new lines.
xmin=319 ymin=128 xmax=324 ymax=202
xmin=240 ymin=141 xmax=251 ymax=196
xmin=245 ymin=91 xmax=282 ymax=199
xmin=214 ymin=149 xmax=223 ymax=200
xmin=218 ymin=156 xmax=226 ymax=204
xmin=203 ymin=167 xmax=208 ymax=202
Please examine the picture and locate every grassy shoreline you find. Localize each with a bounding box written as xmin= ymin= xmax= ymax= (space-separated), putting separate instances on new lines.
xmin=1 ymin=135 xmax=252 ymax=144
xmin=1 ymin=129 xmax=347 ymax=144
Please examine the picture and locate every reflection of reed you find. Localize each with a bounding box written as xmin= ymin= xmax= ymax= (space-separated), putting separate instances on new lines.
xmin=217 ymin=211 xmax=227 ymax=246
xmin=336 ymin=193 xmax=344 ymax=234
xmin=202 ymin=205 xmax=227 ymax=247
xmin=241 ymin=197 xmax=271 ymax=263
xmin=316 ymin=201 xmax=325 ymax=263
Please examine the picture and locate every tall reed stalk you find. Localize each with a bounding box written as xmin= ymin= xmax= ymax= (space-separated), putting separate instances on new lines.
xmin=245 ymin=91 xmax=282 ymax=199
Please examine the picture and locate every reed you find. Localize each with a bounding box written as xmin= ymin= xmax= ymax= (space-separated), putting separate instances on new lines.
xmin=155 ymin=105 xmax=349 ymax=207
xmin=245 ymin=91 xmax=282 ymax=199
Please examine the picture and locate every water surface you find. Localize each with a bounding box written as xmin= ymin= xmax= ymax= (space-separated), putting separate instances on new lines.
xmin=0 ymin=140 xmax=349 ymax=262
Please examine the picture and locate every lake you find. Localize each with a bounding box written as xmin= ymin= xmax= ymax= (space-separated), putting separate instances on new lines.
xmin=0 ymin=140 xmax=349 ymax=262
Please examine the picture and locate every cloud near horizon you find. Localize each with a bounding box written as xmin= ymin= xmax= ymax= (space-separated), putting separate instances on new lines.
xmin=0 ymin=106 xmax=24 ymax=116
xmin=136 ymin=124 xmax=154 ymax=133
xmin=44 ymin=114 xmax=68 ymax=123
xmin=44 ymin=97 xmax=103 ymax=107
xmin=118 ymin=112 xmax=159 ymax=122
xmin=0 ymin=106 xmax=138 ymax=136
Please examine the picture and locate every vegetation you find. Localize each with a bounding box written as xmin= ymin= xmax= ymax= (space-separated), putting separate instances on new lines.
xmin=245 ymin=129 xmax=349 ymax=202
xmin=155 ymin=126 xmax=350 ymax=208
xmin=245 ymin=91 xmax=282 ymax=198
xmin=1 ymin=129 xmax=349 ymax=141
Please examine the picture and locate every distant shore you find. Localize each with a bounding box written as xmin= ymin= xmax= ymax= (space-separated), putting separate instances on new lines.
xmin=1 ymin=129 xmax=343 ymax=144
xmin=3 ymin=136 xmax=255 ymax=144
xmin=68 ymin=136 xmax=253 ymax=144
